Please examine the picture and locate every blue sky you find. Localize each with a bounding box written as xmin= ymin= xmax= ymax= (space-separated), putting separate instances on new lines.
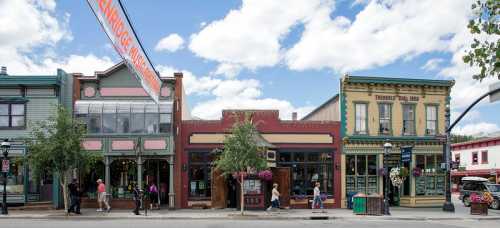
xmin=0 ymin=0 xmax=498 ymax=136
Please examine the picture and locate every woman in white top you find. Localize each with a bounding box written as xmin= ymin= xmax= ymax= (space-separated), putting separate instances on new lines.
xmin=268 ymin=183 xmax=280 ymax=210
xmin=312 ymin=182 xmax=324 ymax=209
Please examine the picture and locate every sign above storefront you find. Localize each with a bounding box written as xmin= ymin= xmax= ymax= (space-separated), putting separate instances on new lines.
xmin=86 ymin=0 xmax=161 ymax=103
xmin=375 ymin=95 xmax=419 ymax=102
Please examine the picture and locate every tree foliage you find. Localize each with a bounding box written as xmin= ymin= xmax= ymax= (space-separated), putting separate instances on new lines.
xmin=463 ymin=0 xmax=499 ymax=81
xmin=451 ymin=134 xmax=476 ymax=144
xmin=214 ymin=115 xmax=267 ymax=214
xmin=26 ymin=106 xmax=100 ymax=213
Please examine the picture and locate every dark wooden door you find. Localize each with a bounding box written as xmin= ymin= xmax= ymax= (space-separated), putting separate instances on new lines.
xmin=272 ymin=167 xmax=290 ymax=208
xmin=211 ymin=169 xmax=227 ymax=209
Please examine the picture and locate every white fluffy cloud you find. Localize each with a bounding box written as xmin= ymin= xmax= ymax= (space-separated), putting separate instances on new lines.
xmin=211 ymin=63 xmax=242 ymax=78
xmin=158 ymin=65 xmax=314 ymax=120
xmin=452 ymin=122 xmax=500 ymax=136
xmin=0 ymin=0 xmax=114 ymax=75
xmin=157 ymin=65 xmax=221 ymax=95
xmin=189 ymin=0 xmax=329 ymax=70
xmin=286 ymin=0 xmax=471 ymax=72
xmin=421 ymin=58 xmax=444 ymax=71
xmin=155 ymin=33 xmax=185 ymax=53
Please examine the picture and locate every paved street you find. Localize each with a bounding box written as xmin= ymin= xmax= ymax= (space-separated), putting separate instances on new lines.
xmin=0 ymin=219 xmax=499 ymax=228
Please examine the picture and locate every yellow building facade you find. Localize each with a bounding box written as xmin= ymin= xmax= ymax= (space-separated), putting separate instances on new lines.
xmin=340 ymin=75 xmax=454 ymax=208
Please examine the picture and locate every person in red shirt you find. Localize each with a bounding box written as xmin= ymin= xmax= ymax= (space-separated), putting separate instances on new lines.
xmin=96 ymin=179 xmax=111 ymax=212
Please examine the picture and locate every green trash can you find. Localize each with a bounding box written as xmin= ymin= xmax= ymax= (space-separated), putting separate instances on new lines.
xmin=353 ymin=195 xmax=367 ymax=215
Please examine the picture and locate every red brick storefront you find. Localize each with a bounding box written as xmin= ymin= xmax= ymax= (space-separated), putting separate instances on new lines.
xmin=176 ymin=110 xmax=341 ymax=209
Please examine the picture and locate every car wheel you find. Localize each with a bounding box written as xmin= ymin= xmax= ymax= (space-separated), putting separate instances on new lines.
xmin=463 ymin=196 xmax=471 ymax=207
xmin=491 ymin=200 xmax=500 ymax=210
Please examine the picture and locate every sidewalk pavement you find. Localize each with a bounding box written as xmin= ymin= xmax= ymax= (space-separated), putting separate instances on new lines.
xmin=1 ymin=206 xmax=500 ymax=221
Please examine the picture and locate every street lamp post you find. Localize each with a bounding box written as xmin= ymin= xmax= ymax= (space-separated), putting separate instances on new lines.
xmin=1 ymin=139 xmax=10 ymax=215
xmin=383 ymin=140 xmax=392 ymax=215
xmin=442 ymin=104 xmax=455 ymax=212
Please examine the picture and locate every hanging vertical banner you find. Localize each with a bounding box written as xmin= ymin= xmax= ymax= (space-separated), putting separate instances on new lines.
xmin=400 ymin=146 xmax=412 ymax=163
xmin=86 ymin=0 xmax=161 ymax=103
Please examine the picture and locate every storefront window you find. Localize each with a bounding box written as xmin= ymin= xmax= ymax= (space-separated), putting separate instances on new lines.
xmin=346 ymin=155 xmax=378 ymax=194
xmin=189 ymin=152 xmax=213 ymax=198
xmin=110 ymin=160 xmax=137 ymax=199
xmin=0 ymin=159 xmax=24 ymax=196
xmin=415 ymin=154 xmax=445 ymax=196
xmin=402 ymin=104 xmax=415 ymax=135
xmin=379 ymin=103 xmax=391 ymax=135
xmin=355 ymin=103 xmax=367 ymax=134
xmin=75 ymin=102 xmax=172 ymax=135
xmin=278 ymin=151 xmax=333 ymax=196
xmin=426 ymin=106 xmax=437 ymax=135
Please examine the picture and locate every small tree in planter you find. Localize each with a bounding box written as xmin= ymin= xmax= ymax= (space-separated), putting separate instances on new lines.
xmin=214 ymin=115 xmax=267 ymax=215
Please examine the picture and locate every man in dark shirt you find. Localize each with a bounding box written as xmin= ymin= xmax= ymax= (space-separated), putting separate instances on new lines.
xmin=68 ymin=178 xmax=81 ymax=215
xmin=132 ymin=184 xmax=141 ymax=215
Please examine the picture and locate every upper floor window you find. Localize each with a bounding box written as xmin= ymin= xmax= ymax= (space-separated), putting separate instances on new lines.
xmin=355 ymin=103 xmax=367 ymax=134
xmin=0 ymin=103 xmax=25 ymax=129
xmin=378 ymin=103 xmax=391 ymax=135
xmin=402 ymin=104 xmax=415 ymax=135
xmin=481 ymin=151 xmax=488 ymax=164
xmin=455 ymin=153 xmax=460 ymax=164
xmin=75 ymin=101 xmax=172 ymax=134
xmin=426 ymin=105 xmax=437 ymax=135
xmin=472 ymin=152 xmax=478 ymax=165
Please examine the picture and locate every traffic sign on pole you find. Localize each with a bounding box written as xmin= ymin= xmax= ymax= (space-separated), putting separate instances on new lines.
xmin=1 ymin=160 xmax=9 ymax=173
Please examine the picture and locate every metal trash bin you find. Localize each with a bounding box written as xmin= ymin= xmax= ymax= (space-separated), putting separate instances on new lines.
xmin=352 ymin=193 xmax=367 ymax=215
xmin=347 ymin=192 xmax=357 ymax=209
xmin=366 ymin=195 xmax=383 ymax=215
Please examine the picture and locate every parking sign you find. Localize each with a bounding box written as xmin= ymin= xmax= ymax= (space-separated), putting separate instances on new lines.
xmin=2 ymin=159 xmax=9 ymax=173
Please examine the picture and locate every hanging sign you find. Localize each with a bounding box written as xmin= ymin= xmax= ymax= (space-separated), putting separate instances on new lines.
xmin=86 ymin=0 xmax=161 ymax=103
xmin=400 ymin=146 xmax=412 ymax=163
xmin=1 ymin=159 xmax=9 ymax=173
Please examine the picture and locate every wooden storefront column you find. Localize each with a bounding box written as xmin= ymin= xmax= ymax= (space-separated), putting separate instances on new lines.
xmin=137 ymin=156 xmax=143 ymax=190
xmin=168 ymin=156 xmax=175 ymax=209
xmin=378 ymin=154 xmax=384 ymax=195
xmin=104 ymin=156 xmax=111 ymax=193
xmin=410 ymin=153 xmax=416 ymax=206
xmin=340 ymin=154 xmax=346 ymax=208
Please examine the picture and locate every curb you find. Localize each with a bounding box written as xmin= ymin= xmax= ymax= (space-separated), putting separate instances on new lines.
xmin=1 ymin=215 xmax=500 ymax=221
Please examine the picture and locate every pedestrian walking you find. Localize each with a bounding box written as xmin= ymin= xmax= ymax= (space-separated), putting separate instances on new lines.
xmin=312 ymin=182 xmax=324 ymax=209
xmin=267 ymin=183 xmax=280 ymax=211
xmin=96 ymin=179 xmax=111 ymax=212
xmin=132 ymin=184 xmax=141 ymax=215
xmin=149 ymin=182 xmax=159 ymax=210
xmin=68 ymin=178 xmax=81 ymax=215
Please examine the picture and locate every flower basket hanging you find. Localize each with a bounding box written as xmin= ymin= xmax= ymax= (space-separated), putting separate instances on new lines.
xmin=412 ymin=167 xmax=422 ymax=177
xmin=389 ymin=167 xmax=406 ymax=188
xmin=257 ymin=170 xmax=273 ymax=181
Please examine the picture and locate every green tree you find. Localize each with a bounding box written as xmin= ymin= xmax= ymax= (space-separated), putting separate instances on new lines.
xmin=463 ymin=0 xmax=499 ymax=81
xmin=214 ymin=115 xmax=267 ymax=215
xmin=451 ymin=134 xmax=476 ymax=143
xmin=26 ymin=106 xmax=100 ymax=213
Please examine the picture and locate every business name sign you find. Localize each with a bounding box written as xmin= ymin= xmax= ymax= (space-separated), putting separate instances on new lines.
xmin=87 ymin=0 xmax=161 ymax=103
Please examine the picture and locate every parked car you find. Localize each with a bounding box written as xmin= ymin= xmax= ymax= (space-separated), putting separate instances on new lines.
xmin=459 ymin=176 xmax=500 ymax=209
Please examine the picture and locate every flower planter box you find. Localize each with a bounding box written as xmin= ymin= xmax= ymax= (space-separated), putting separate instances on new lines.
xmin=470 ymin=202 xmax=488 ymax=215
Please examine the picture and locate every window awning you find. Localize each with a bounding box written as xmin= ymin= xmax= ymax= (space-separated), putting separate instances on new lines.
xmin=75 ymin=100 xmax=173 ymax=114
